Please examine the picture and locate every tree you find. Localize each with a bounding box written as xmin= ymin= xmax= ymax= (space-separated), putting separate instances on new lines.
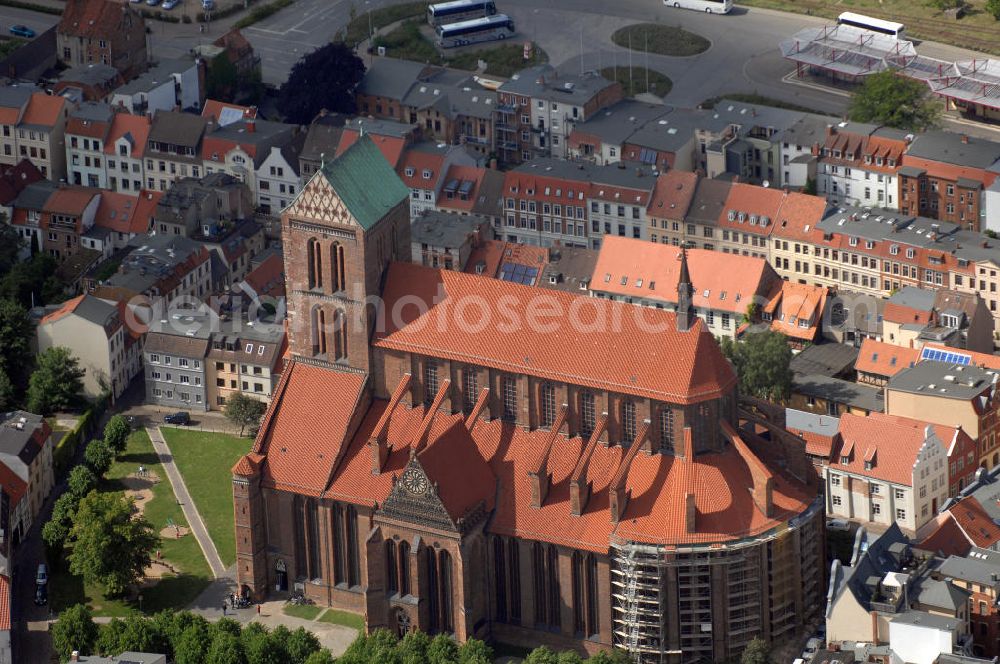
xmin=398 ymin=628 xmax=431 ymax=664
xmin=26 ymin=347 xmax=85 ymax=415
xmin=207 ymin=630 xmax=244 ymax=664
xmin=43 ymin=492 xmax=80 ymax=551
xmin=304 ymin=651 xmax=335 ymax=664
xmin=0 ymin=220 xmax=22 ymax=276
xmin=848 ymin=70 xmax=939 ymax=130
xmin=206 ymin=52 xmax=240 ymax=102
xmin=721 ymin=331 xmax=793 ymax=403
xmin=556 ymin=652 xmax=584 ymax=664
xmin=277 ymin=42 xmax=365 ymax=123
xmin=68 ymin=466 xmax=98 ymax=499
xmin=585 ymin=652 xmax=632 ymax=664
xmin=224 ymin=392 xmax=268 ymax=437
xmin=428 ymin=633 xmax=460 ymax=664
xmin=103 ymin=415 xmax=131 ymax=455
xmin=741 ymin=637 xmax=770 ymax=664
xmin=0 ymin=297 xmax=33 ymax=388
xmin=68 ymin=491 xmax=159 ymax=596
xmin=243 ymin=628 xmax=284 ymax=664
xmin=175 ymin=622 xmax=211 ymax=664
xmin=84 ymin=439 xmax=116 ymax=476
xmin=286 ymin=627 xmax=321 ymax=663
xmin=988 ymin=0 xmax=1000 ymax=20
xmin=803 ymin=177 xmax=817 ymax=196
xmin=51 ymin=604 xmax=99 ymax=662
xmin=459 ymin=639 xmax=494 ymax=664
xmin=0 ymin=367 xmax=13 ymax=411
xmin=0 ymin=252 xmax=62 ymax=307
xmin=525 ymin=647 xmax=560 ymax=664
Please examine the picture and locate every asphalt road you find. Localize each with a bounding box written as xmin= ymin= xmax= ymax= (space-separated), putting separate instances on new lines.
xmin=0 ymin=6 xmax=59 ymax=37
xmin=142 ymin=0 xmax=997 ymax=137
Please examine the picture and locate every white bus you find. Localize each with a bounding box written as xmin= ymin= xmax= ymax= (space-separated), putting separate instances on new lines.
xmin=663 ymin=0 xmax=733 ymax=14
xmin=427 ymin=0 xmax=496 ymax=26
xmin=837 ymin=12 xmax=905 ymax=38
xmin=436 ymin=14 xmax=515 ymax=48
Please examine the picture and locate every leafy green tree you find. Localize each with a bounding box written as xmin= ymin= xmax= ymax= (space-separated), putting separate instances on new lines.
xmin=398 ymin=628 xmax=431 ymax=664
xmin=286 ymin=627 xmax=322 ymax=663
xmin=207 ymin=630 xmax=244 ymax=664
xmin=51 ymin=604 xmax=99 ymax=662
xmin=459 ymin=639 xmax=494 ymax=664
xmin=97 ymin=617 xmax=127 ymax=656
xmin=988 ymin=0 xmax=1000 ymax=19
xmin=43 ymin=492 xmax=79 ymax=551
xmin=428 ymin=633 xmax=460 ymax=664
xmin=26 ymin=346 xmax=85 ymax=415
xmin=721 ymin=331 xmax=793 ymax=403
xmin=175 ymin=622 xmax=211 ymax=664
xmin=0 ymin=297 xmax=33 ymax=388
xmin=848 ymin=70 xmax=939 ymax=130
xmin=212 ymin=617 xmax=243 ymax=639
xmin=118 ymin=613 xmax=159 ymax=654
xmin=68 ymin=466 xmax=98 ymax=499
xmin=68 ymin=491 xmax=159 ymax=596
xmin=557 ymin=652 xmax=584 ymax=664
xmin=0 ymin=252 xmax=62 ymax=307
xmin=84 ymin=438 xmax=115 ymax=476
xmin=103 ymin=415 xmax=131 ymax=455
xmin=269 ymin=624 xmax=292 ymax=658
xmin=585 ymin=652 xmax=632 ymax=664
xmin=741 ymin=637 xmax=770 ymax=664
xmin=304 ymin=651 xmax=336 ymax=664
xmin=224 ymin=392 xmax=268 ymax=437
xmin=243 ymin=626 xmax=284 ymax=664
xmin=525 ymin=646 xmax=560 ymax=664
xmin=277 ymin=42 xmax=365 ymax=123
xmin=0 ymin=221 xmax=22 ymax=276
xmin=206 ymin=52 xmax=240 ymax=102
xmin=0 ymin=367 xmax=13 ymax=412
xmin=803 ymin=177 xmax=817 ymax=196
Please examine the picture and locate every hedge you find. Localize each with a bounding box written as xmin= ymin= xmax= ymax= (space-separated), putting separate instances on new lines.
xmin=53 ymin=410 xmax=92 ymax=475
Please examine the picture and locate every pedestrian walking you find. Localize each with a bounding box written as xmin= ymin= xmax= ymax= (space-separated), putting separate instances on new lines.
xmin=222 ymin=600 xmax=227 ymax=616
xmin=256 ymin=604 xmax=261 ymax=616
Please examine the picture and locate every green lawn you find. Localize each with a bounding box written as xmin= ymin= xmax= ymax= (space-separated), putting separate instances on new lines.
xmin=159 ymin=427 xmax=252 ymax=566
xmin=600 ymin=66 xmax=672 ymax=98
xmin=318 ymin=608 xmax=365 ymax=630
xmin=340 ymin=1 xmax=430 ymax=47
xmin=49 ymin=430 xmax=212 ymax=616
xmin=611 ymin=24 xmax=710 ymax=57
xmin=283 ymin=603 xmax=324 ymax=620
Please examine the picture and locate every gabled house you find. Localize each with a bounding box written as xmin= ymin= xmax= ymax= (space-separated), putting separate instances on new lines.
xmin=57 ymin=0 xmax=147 ymax=80
xmin=145 ymin=111 xmax=209 ymax=192
xmin=0 ymin=411 xmax=53 ymax=545
xmin=65 ymin=101 xmax=114 ymax=189
xmin=882 ymin=286 xmax=994 ymax=353
xmin=103 ymin=111 xmax=151 ymax=195
xmin=153 ymin=173 xmax=252 ymax=238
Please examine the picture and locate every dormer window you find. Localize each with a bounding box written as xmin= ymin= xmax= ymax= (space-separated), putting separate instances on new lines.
xmin=849 ymin=237 xmax=858 ymax=247
xmin=727 ymin=210 xmax=736 ymax=222
xmin=405 ymin=167 xmax=414 ymax=177
xmin=876 ymin=157 xmax=883 ymax=166
xmin=841 ymin=455 xmax=849 ymax=464
xmin=864 ymin=155 xmax=872 ymax=164
xmin=422 ymin=169 xmax=432 ymax=179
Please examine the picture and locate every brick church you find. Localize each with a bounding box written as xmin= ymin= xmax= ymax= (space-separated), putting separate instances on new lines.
xmin=232 ymin=136 xmax=825 ymax=662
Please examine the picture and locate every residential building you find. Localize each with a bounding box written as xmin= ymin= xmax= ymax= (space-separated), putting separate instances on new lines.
xmin=654 ymin=177 xmax=730 ymax=248
xmin=255 ymin=134 xmax=305 ymax=215
xmin=790 ymin=374 xmax=884 ymax=416
xmin=144 ymin=111 xmax=209 ymax=192
xmin=885 ymin=359 xmax=1000 ymax=469
xmin=65 ymin=101 xmax=113 ymax=189
xmin=763 ymin=280 xmax=829 ymax=347
xmin=238 ymin=248 xmax=284 ymax=302
xmin=784 ymin=408 xmax=839 ymax=477
xmin=109 ymin=58 xmax=201 ymax=116
xmin=0 ymin=411 xmax=53 ymax=544
xmin=199 ymin=219 xmax=265 ymax=288
xmin=103 ymin=111 xmax=151 ymax=195
xmin=231 ymin=134 xmax=825 ymax=661
xmin=298 ymin=111 xmax=348 ymax=180
xmin=53 ymin=63 xmax=121 ymax=103
xmin=56 ymin=0 xmax=148 ymax=80
xmin=779 ymin=113 xmax=834 ymax=188
xmin=153 ymin=173 xmax=253 ymax=237
xmin=433 ymin=164 xmax=503 ymax=223
xmin=37 ymin=294 xmax=139 ymax=401
xmin=211 ymin=27 xmax=260 ymax=85
xmin=934 ymin=550 xmax=1000 ymax=658
xmin=826 ymin=412 xmax=977 ymax=533
xmin=919 ymin=465 xmax=1000 ymax=558
xmin=86 ymin=189 xmax=159 ymax=255
xmin=620 ymin=108 xmax=704 ymax=174
xmin=815 ymin=122 xmax=909 ymax=210
xmin=397 ymin=142 xmax=478 ymax=218
xmin=410 ymin=210 xmax=492 ymax=271
xmin=882 ymin=286 xmax=993 ymax=353
xmin=10 ymin=182 xmax=101 ymax=260
xmin=0 ymin=159 xmax=45 ymax=254
xmin=646 ymin=169 xmax=698 ymax=245
xmin=91 ymin=233 xmax=212 ymax=303
xmin=855 ymin=337 xmax=921 ymax=387
xmin=205 ymin=319 xmax=286 ymax=409
xmin=143 ymin=321 xmax=210 ymax=412
xmin=567 ymin=100 xmax=671 ymax=166
xmin=496 ymin=65 xmax=622 ymax=162
xmin=699 ymin=101 xmax=808 ymax=185
xmin=15 ymin=92 xmax=69 ymax=181
xmin=899 ymin=132 xmax=1000 ymax=231
xmin=201 ymin=112 xmax=297 ymax=200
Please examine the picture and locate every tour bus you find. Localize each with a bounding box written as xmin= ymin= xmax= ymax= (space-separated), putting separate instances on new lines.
xmin=436 ymin=14 xmax=515 ymax=48
xmin=663 ymin=0 xmax=733 ymax=14
xmin=837 ymin=12 xmax=906 ymax=38
xmin=427 ymin=0 xmax=497 ymax=26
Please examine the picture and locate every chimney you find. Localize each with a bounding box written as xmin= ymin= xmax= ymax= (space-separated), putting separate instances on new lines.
xmin=826 ymin=125 xmax=835 ymax=138
xmin=961 ymin=134 xmax=969 ymax=144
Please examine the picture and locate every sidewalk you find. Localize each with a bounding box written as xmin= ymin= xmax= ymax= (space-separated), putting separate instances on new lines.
xmin=145 ymin=426 xmax=228 ymax=578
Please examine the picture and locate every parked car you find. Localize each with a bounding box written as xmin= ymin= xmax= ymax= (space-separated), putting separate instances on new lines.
xmin=146 ymin=0 xmax=159 ymax=5
xmin=9 ymin=25 xmax=35 ymax=38
xmin=34 ymin=583 xmax=47 ymax=606
xmin=35 ymin=563 xmax=47 ymax=586
xmin=826 ymin=518 xmax=851 ymax=532
xmin=163 ymin=412 xmax=190 ymax=425
xmin=161 ymin=0 xmax=179 ymax=9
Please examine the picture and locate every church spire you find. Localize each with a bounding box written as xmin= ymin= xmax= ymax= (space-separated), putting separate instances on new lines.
xmin=676 ymin=245 xmax=694 ymax=332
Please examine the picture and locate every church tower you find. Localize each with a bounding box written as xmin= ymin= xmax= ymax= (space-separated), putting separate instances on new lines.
xmin=676 ymin=245 xmax=694 ymax=332
xmin=280 ymin=136 xmax=412 ymax=374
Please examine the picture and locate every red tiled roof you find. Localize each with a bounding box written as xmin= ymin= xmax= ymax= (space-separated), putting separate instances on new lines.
xmin=883 ymin=302 xmax=932 ymax=326
xmin=647 ymin=170 xmax=698 ymax=220
xmin=0 ymin=461 xmax=26 ymax=505
xmin=463 ymin=239 xmax=507 ymax=277
xmin=950 ymin=496 xmax=1000 ymax=549
xmin=0 ymin=575 xmax=9 ymax=631
xmin=855 ymin=338 xmax=920 ymax=378
xmin=45 ymin=187 xmax=97 ymax=216
xmin=232 ymin=452 xmax=264 ymax=476
xmin=21 ymin=93 xmax=65 ymax=128
xmin=202 ymin=99 xmax=253 ymax=123
xmin=918 ymin=512 xmax=974 ymax=557
xmin=786 ymin=426 xmax=837 ymax=460
xmin=94 ymin=191 xmax=147 ymax=234
xmin=397 ymin=149 xmax=446 ymax=189
xmin=337 ymin=131 xmax=406 ymax=168
xmin=104 ymin=113 xmax=151 ymax=158
xmin=902 ymin=154 xmax=997 ymax=189
xmin=59 ymin=0 xmax=140 ymax=39
xmin=66 ymin=115 xmax=110 ymax=139
xmin=242 ymin=253 xmax=285 ymax=299
xmin=435 ymin=165 xmax=486 ymax=213
xmin=592 ymin=237 xmax=775 ymax=315
xmin=40 ymin=294 xmax=86 ymax=325
xmin=253 ymin=362 xmax=366 ymax=496
xmin=375 ymin=262 xmax=737 ymax=404
xmin=766 ymin=281 xmax=827 ymax=342
xmin=716 ymin=183 xmax=785 ymax=236
xmin=0 ymin=160 xmax=42 ymax=205
xmin=831 ymin=412 xmax=964 ymax=486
